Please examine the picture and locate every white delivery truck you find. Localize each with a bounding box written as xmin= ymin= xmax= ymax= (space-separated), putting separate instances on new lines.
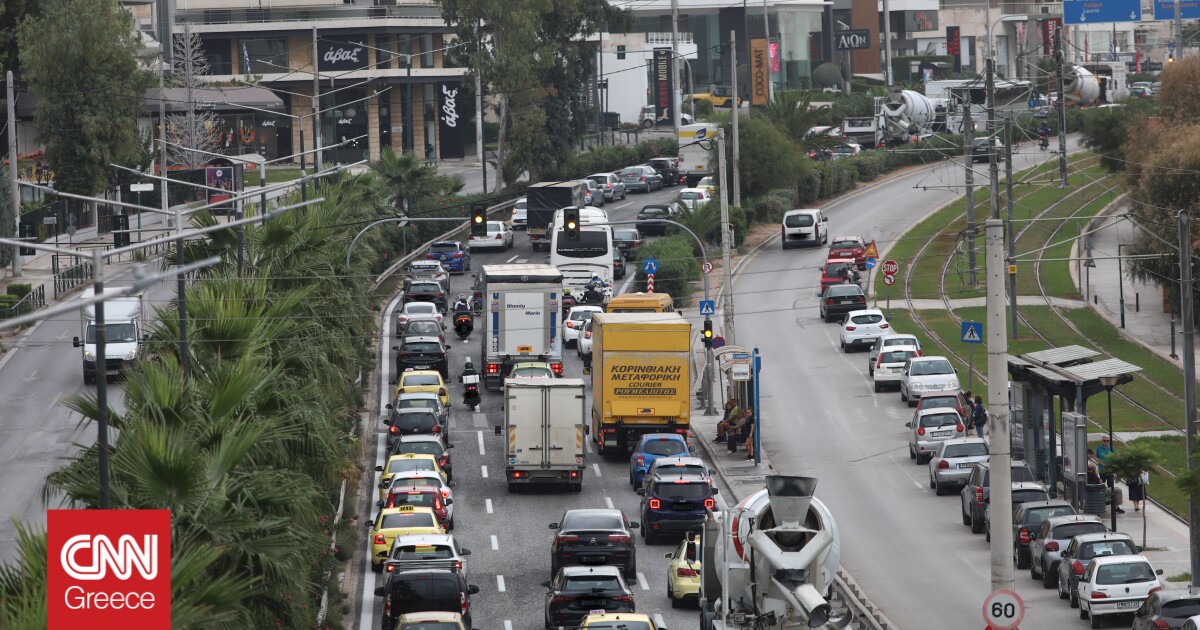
xmin=478 ymin=264 xmax=565 ymax=391
xmin=501 ymin=377 xmax=587 ymax=492
xmin=71 ymin=288 xmax=148 ymax=385
xmin=677 ymin=123 xmax=719 ymax=187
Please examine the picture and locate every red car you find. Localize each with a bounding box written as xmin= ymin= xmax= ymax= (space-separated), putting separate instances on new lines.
xmin=820 ymin=258 xmax=860 ymax=292
xmin=381 ymin=484 xmax=452 ymax=530
xmin=828 ymin=236 xmax=867 ymax=269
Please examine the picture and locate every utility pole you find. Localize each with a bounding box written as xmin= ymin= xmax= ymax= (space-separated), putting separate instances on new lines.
xmin=312 ymin=27 xmax=324 ymax=171
xmin=158 ymin=55 xmax=187 ymax=381
xmin=672 ymin=0 xmax=681 ymax=133
xmin=986 ymin=58 xmax=999 ymax=222
xmin=730 ymin=31 xmax=742 ymax=208
xmin=1177 ymin=210 xmax=1200 ymax=588
xmin=985 ymin=218 xmax=1014 ymax=594
xmin=6 ymin=71 xmax=20 ymax=277
xmin=1055 ymin=26 xmax=1068 ymax=186
xmin=475 ymin=21 xmax=487 ymax=193
xmin=882 ymin=0 xmax=894 ymax=87
xmin=761 ymin=0 xmax=772 ymax=101
xmin=717 ymin=129 xmax=736 ymax=346
xmin=1004 ymin=117 xmax=1017 ymax=336
xmin=91 ymin=250 xmax=111 ymax=509
xmin=1176 ymin=0 xmax=1185 ymax=62
xmin=964 ymin=102 xmax=977 ymax=286
xmin=595 ymin=41 xmax=603 ymax=149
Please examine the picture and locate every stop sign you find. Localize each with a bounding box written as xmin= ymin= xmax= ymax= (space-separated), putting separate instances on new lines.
xmin=882 ymin=259 xmax=899 ymax=276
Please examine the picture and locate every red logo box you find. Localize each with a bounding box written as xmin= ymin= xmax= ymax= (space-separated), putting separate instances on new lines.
xmin=47 ymin=509 xmax=171 ymax=629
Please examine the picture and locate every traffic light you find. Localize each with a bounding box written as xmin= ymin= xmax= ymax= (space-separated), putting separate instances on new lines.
xmin=564 ymin=208 xmax=580 ymax=242
xmin=470 ymin=203 xmax=487 ymax=237
xmin=1169 ymin=53 xmax=1176 ymax=64
xmin=702 ymin=319 xmax=714 ymax=347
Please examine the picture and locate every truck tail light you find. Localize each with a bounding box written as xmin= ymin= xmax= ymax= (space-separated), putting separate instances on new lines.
xmin=512 ymin=471 xmax=525 ymax=479
xmin=551 ymin=362 xmax=564 ymax=375
xmin=486 ymin=363 xmax=500 ymax=374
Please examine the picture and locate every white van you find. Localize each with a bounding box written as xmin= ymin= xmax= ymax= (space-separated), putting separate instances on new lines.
xmin=781 ymin=209 xmax=828 ymax=249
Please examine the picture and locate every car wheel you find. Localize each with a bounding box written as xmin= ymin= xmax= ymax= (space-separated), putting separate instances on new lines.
xmin=928 ymin=475 xmax=935 ymax=490
xmin=371 ymin=562 xmax=382 ymax=574
xmin=908 ymin=446 xmax=916 ymax=460
xmin=448 ymin=516 xmax=455 ymax=531
xmin=970 ymin=513 xmax=983 ymax=534
xmin=869 ymin=364 xmax=875 ymax=376
xmin=907 ymin=396 xmax=917 ymax=408
xmin=962 ymin=501 xmax=971 ymax=525
xmin=1090 ymin=610 xmax=1101 ymax=629
xmin=625 ymin=560 xmax=637 ymax=580
xmin=935 ymin=479 xmax=946 ymax=496
xmin=1080 ymin=602 xmax=1089 ymax=620
xmin=986 ymin=527 xmax=991 ymax=542
xmin=670 ymin=588 xmax=683 ymax=609
xmin=507 ymin=482 xmax=519 ymax=493
xmin=1017 ymin=550 xmax=1030 ymax=571
xmin=1069 ymin=586 xmax=1079 ymax=608
xmin=1057 ymin=576 xmax=1068 ymax=600
xmin=873 ymin=381 xmax=882 ymax=393
xmin=1042 ymin=564 xmax=1056 ymax=589
xmin=900 ymin=388 xmax=908 ymax=403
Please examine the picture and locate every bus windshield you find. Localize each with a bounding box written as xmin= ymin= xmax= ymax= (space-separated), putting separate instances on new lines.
xmin=555 ymin=230 xmax=609 ymax=258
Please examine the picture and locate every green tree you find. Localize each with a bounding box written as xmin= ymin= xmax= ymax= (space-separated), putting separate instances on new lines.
xmin=18 ymin=0 xmax=152 ymax=197
xmin=720 ymin=115 xmax=808 ymax=199
xmin=763 ymin=89 xmax=842 ymax=153
xmin=0 ymin=0 xmax=41 ymax=76
xmin=1103 ymin=442 xmax=1157 ymax=548
xmin=1079 ymin=100 xmax=1154 ymax=172
xmin=0 ymin=172 xmax=13 ymax=268
xmin=371 ymin=148 xmax=463 ymax=214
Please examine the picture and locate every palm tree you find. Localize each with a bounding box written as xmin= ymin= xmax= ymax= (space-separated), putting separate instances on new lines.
xmin=763 ymin=89 xmax=842 ymax=154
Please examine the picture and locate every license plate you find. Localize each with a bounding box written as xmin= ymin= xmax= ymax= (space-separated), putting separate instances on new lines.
xmin=933 ymin=430 xmax=952 ymax=437
xmin=414 ymin=365 xmax=430 ymax=369
xmin=958 ymin=463 xmax=972 ymax=469
xmin=589 ymin=609 xmax=606 ymax=615
xmin=106 ymin=370 xmax=120 ymax=375
xmin=581 ymin=556 xmax=605 ymax=563
xmin=1116 ymin=601 xmax=1140 ymax=609
xmin=582 ymin=600 xmax=606 ymax=607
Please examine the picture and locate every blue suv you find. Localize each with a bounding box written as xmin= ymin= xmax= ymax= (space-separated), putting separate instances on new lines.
xmin=628 ymin=433 xmax=690 ymax=488
xmin=636 ymin=472 xmax=713 ymax=544
xmin=426 ymin=241 xmax=471 ymax=274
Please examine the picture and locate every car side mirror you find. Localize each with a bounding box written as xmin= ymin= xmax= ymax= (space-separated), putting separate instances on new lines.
xmin=365 ymin=521 xmax=374 ymax=530
xmin=376 ymin=500 xmax=384 ymax=508
xmin=711 ymin=487 xmax=718 ymax=495
xmin=375 ymin=465 xmax=384 ymax=472
xmin=378 ymin=482 xmax=387 ymax=489
xmin=448 ymin=480 xmax=456 ymax=487
xmin=541 ymin=580 xmax=552 ymax=589
xmin=628 ymin=521 xmax=640 ymax=529
xmin=383 ymin=418 xmax=392 ymax=426
xmin=447 ymin=443 xmax=455 ymax=449
xmin=392 ymin=345 xmax=399 ymax=351
xmin=549 ymin=523 xmax=560 ymax=530
xmin=389 ymin=378 xmax=397 ymax=385
xmin=374 ymin=586 xmax=385 ymax=597
xmin=385 ymin=404 xmax=393 ymax=410
xmin=636 ymin=488 xmax=645 ymax=495
xmin=445 ymin=498 xmax=453 ymax=505
xmin=468 ymin=585 xmax=480 ymax=595
xmin=1156 ymin=569 xmax=1164 ymax=575
xmin=461 ymin=548 xmax=470 ymax=555
xmin=72 ymin=337 xmax=82 ymax=348
xmin=1135 ymin=546 xmax=1142 ymax=553
xmin=905 ymin=422 xmax=913 ymax=428
xmin=495 ymin=425 xmax=502 ymax=436
xmin=822 ymin=216 xmax=828 ymax=223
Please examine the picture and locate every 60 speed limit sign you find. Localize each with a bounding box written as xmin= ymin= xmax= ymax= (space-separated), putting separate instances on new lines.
xmin=982 ymin=590 xmax=1025 ymax=629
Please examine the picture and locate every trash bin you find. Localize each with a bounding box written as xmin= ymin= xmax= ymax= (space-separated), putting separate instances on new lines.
xmin=1085 ymin=483 xmax=1107 ymax=515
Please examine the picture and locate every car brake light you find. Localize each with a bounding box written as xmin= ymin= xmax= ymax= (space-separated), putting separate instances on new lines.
xmin=956 ymin=423 xmax=965 ymax=433
xmin=609 ymin=534 xmax=630 ymax=542
xmin=566 ymin=321 xmax=577 ymax=329
xmin=439 ymin=456 xmax=448 ymax=467
xmin=551 ymin=595 xmax=575 ymax=603
xmin=640 ymin=177 xmax=646 ymax=181
xmin=1149 ymin=586 xmax=1163 ymax=596
xmin=442 ymin=490 xmax=450 ymax=498
xmin=426 ymin=254 xmax=435 ymax=259
xmin=826 ymin=298 xmax=835 ymax=305
xmin=374 ymin=535 xmax=385 ymax=545
xmin=460 ymin=592 xmax=468 ymax=616
xmin=432 ymin=424 xmax=442 ymax=433
xmin=1091 ymin=591 xmax=1108 ymax=599
xmin=435 ymin=293 xmax=445 ymax=299
xmin=1045 ymin=541 xmax=1059 ymax=552
xmin=649 ymin=498 xmax=661 ymax=510
xmin=975 ymin=486 xmax=984 ymax=507
xmin=880 ymin=323 xmax=890 ymax=329
xmin=1018 ymin=528 xmax=1030 ymax=544
xmin=495 ymin=234 xmax=502 ymax=240
xmin=612 ymin=594 xmax=634 ymax=602
xmin=938 ymin=460 xmax=949 ymax=469
xmin=876 ymin=355 xmax=885 ymax=368
xmin=439 ymin=387 xmax=447 ymax=396
xmin=556 ymin=534 xmax=580 ymax=543
xmin=845 ymin=325 xmax=857 ymax=331
xmin=385 ymin=564 xmax=394 ymax=572
xmin=917 ymin=426 xmax=925 ymax=436
xmin=856 ymin=296 xmax=866 ymax=302
xmin=704 ymin=498 xmax=716 ymax=509
xmin=551 ymin=362 xmax=564 ymax=374
xmin=636 ymin=454 xmax=645 ymax=467
xmin=1072 ymin=560 xmax=1085 ymax=576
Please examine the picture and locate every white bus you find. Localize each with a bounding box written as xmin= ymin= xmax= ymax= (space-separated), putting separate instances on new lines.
xmin=550 ymin=222 xmax=615 ymax=297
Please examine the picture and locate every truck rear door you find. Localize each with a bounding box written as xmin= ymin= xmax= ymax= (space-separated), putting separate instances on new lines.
xmin=545 ymin=386 xmax=585 ymax=469
xmin=501 ymin=291 xmax=548 ymax=357
xmin=507 ymin=387 xmax=542 ymax=467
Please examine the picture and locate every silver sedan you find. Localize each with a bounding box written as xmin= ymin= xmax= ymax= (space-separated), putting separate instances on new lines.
xmin=927 ymin=437 xmax=989 ymax=495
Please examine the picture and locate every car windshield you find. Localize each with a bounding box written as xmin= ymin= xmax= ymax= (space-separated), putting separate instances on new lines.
xmin=654 ymin=482 xmax=711 ymax=501
xmin=389 ymin=492 xmax=437 ymax=508
xmin=654 ymin=464 xmax=707 ymax=478
xmin=406 ymin=321 xmax=441 ymax=336
xmin=919 ymin=413 xmax=959 ymax=428
xmin=1012 ymin=489 xmax=1049 ymax=505
xmin=387 ymin=458 xmax=436 ymax=474
xmin=912 ymin=360 xmax=954 ymax=376
xmin=680 ymin=192 xmax=703 ymax=200
xmin=614 ymin=230 xmax=639 ymax=240
xmin=786 ymin=213 xmax=815 ymax=227
xmin=429 ymin=243 xmax=459 ymax=254
xmin=395 ymin=442 xmax=441 ymax=456
xmin=555 ymin=230 xmax=609 ymax=257
xmin=563 ymin=575 xmax=623 ymax=591
xmin=885 ymin=337 xmax=918 ymax=348
xmin=832 ymin=240 xmax=860 ymax=249
xmin=642 ymin=439 xmax=688 ymax=456
xmin=880 ymin=350 xmax=917 ymax=364
xmin=850 ymin=313 xmax=884 ymax=324
xmin=943 ymin=442 xmax=988 ymax=458
xmin=85 ymin=323 xmax=137 ymax=344
xmin=825 ymin=263 xmax=851 ymax=276
xmin=826 ymin=285 xmax=863 ymax=297
xmin=1160 ymin=599 xmax=1200 ymax=617
xmin=1012 ymin=466 xmax=1036 ymax=482
xmin=406 ymin=303 xmax=437 ymax=314
xmin=379 ymin=512 xmax=436 ymax=529
xmin=570 ymin=311 xmax=597 ymax=323
xmin=403 ymin=375 xmax=441 ymax=386
xmin=1095 ymin=561 xmax=1157 ymax=585
xmin=395 ymin=413 xmax=437 ymax=430
xmin=486 ymin=222 xmax=504 ymax=233
xmin=639 ymin=210 xmax=667 ymax=219
xmin=399 ymin=398 xmax=439 ymax=412
xmin=1053 ymin=522 xmax=1108 ymax=540
xmin=408 ymin=284 xmax=440 ymax=294
xmin=398 ymin=623 xmax=459 ymax=630
xmin=402 ymin=342 xmax=442 ymax=354
xmin=562 ymin=514 xmax=623 ymax=531
xmin=1026 ymin=505 xmax=1076 ymax=525
xmin=921 ymin=395 xmax=960 ymax=408
xmin=516 ymin=200 xmax=527 ymax=210
xmin=409 ymin=264 xmax=441 ymax=275
xmin=619 ymin=168 xmax=641 ymax=176
xmin=585 ymin=622 xmax=652 ymax=630
xmin=588 ymin=176 xmax=609 ymax=185
xmin=392 ymin=543 xmax=453 ymax=561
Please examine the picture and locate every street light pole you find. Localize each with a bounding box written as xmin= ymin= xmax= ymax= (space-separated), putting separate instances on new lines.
xmin=1177 ymin=209 xmax=1200 ymax=588
xmin=717 ymin=129 xmax=736 ymax=347
xmin=6 ymin=70 xmax=20 ymax=277
xmin=1100 ymin=375 xmax=1119 ymax=533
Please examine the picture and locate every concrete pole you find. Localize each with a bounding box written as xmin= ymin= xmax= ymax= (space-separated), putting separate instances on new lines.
xmin=312 ymin=26 xmax=324 ymax=171
xmin=985 ymin=218 xmax=1014 ymax=594
xmin=717 ymin=129 xmax=736 ymax=346
xmin=475 ymin=69 xmax=486 ymax=193
xmin=1176 ymin=0 xmax=1184 ymax=61
xmin=672 ymin=0 xmax=681 ymax=134
xmin=1056 ymin=26 xmax=1068 ymax=186
xmin=91 ymin=249 xmax=111 ymax=509
xmin=987 ymin=58 xmax=1000 ymax=223
xmin=882 ymin=0 xmax=894 ymax=87
xmin=6 ymin=70 xmax=20 ymax=277
xmin=1004 ymin=117 xmax=1017 ymax=336
xmin=730 ymin=31 xmax=742 ymax=208
xmin=964 ymin=104 xmax=977 ymax=286
xmin=159 ymin=59 xmax=187 ymax=381
xmin=1177 ymin=210 xmax=1200 ymax=587
xmin=761 ymin=0 xmax=772 ymax=101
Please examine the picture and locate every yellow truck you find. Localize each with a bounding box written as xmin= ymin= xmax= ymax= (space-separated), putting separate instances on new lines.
xmin=590 ymin=313 xmax=691 ymax=455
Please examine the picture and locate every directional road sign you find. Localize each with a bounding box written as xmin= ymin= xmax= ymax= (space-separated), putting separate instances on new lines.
xmin=864 ymin=257 xmax=877 ymax=270
xmin=882 ymin=259 xmax=899 ymax=276
xmin=961 ymin=321 xmax=984 ymax=344
xmin=642 ymin=257 xmax=659 ymax=275
xmin=1064 ymin=0 xmax=1141 ymax=24
xmin=882 ymin=274 xmax=896 ymax=286
xmin=129 ymin=183 xmax=154 ymax=192
xmin=982 ymin=590 xmax=1025 ymax=630
xmin=712 ymin=336 xmax=726 ymax=350
xmin=699 ymin=300 xmax=716 ymax=316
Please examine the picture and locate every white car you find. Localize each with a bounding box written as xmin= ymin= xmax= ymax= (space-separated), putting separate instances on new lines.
xmin=588 ymin=173 xmax=626 ymax=201
xmin=906 ymin=407 xmax=967 ymax=464
xmin=674 ymin=188 xmax=712 ymax=211
xmin=868 ymin=334 xmax=922 ymax=375
xmin=1079 ymin=554 xmax=1163 ymax=627
xmin=405 ymin=260 xmax=449 ymax=290
xmin=397 ymin=302 xmax=444 ymax=328
xmin=511 ymin=197 xmax=528 ymax=230
xmin=468 ymin=221 xmax=513 ymax=250
xmin=899 ymin=356 xmax=960 ymax=407
xmin=562 ymin=305 xmax=603 ymax=347
xmin=872 ymin=345 xmax=918 ymax=392
xmin=781 ymin=208 xmax=828 ymax=249
xmin=927 ymin=437 xmax=989 ymax=495
xmin=386 ymin=533 xmax=472 ymax=580
xmin=1185 ymin=615 xmax=1200 ymax=630
xmin=577 ymin=319 xmax=594 ymax=357
xmin=839 ymin=309 xmax=890 ymax=353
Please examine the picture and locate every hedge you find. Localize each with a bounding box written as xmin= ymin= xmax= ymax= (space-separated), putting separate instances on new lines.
xmin=7 ymin=283 xmax=32 ymax=299
xmin=631 ymin=234 xmax=700 ymax=306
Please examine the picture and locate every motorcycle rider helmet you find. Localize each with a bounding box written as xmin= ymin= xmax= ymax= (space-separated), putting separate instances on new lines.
xmin=464 ymin=357 xmax=474 ymax=369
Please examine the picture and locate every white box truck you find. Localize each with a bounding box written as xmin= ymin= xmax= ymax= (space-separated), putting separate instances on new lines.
xmin=478 ymin=264 xmax=564 ymax=391
xmin=71 ymin=288 xmax=148 ymax=385
xmin=677 ymin=123 xmax=719 ymax=187
xmin=501 ymin=377 xmax=587 ymax=492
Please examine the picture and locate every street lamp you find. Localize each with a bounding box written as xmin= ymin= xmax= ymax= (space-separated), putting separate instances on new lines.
xmin=1099 ymin=374 xmax=1119 ymax=532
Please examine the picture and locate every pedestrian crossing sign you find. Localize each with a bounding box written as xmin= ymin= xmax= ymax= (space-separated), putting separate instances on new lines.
xmin=961 ymin=321 xmax=983 ymax=344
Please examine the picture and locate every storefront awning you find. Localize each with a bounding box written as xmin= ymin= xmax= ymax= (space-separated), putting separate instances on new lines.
xmin=144 ymin=86 xmax=286 ymax=114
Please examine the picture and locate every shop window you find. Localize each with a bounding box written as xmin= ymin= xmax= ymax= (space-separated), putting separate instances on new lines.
xmin=420 ymin=34 xmax=434 ymax=68
xmin=201 ymin=37 xmax=233 ymax=74
xmin=396 ymin=35 xmax=412 ymax=68
xmin=379 ymin=92 xmax=393 ymax=152
xmin=240 ymin=37 xmax=289 ymax=74
xmin=423 ymin=83 xmax=436 ymax=157
xmin=376 ymin=34 xmax=392 ymax=69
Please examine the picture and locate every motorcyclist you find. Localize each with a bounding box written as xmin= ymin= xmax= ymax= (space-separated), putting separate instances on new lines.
xmin=582 ymin=275 xmax=604 ymax=303
xmin=1038 ymin=123 xmax=1050 ymax=147
xmin=459 ymin=358 xmax=481 ymax=411
xmin=838 ymin=265 xmax=861 ymax=285
xmin=452 ymin=293 xmax=471 ymax=313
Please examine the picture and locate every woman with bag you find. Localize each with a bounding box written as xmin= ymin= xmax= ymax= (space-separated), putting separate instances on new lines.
xmin=1128 ymin=470 xmax=1148 ymax=512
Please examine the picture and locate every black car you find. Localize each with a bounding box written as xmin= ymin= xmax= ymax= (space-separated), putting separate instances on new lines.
xmin=636 ymin=205 xmax=673 ymax=236
xmin=971 ymin=138 xmax=1005 ymax=163
xmin=384 ymin=408 xmax=443 ymax=450
xmin=637 ymin=472 xmax=714 ymax=544
xmin=960 ymin=462 xmax=1037 ymax=534
xmin=612 ymin=228 xmax=644 ymax=253
xmin=1001 ymin=498 xmax=1072 ymax=566
xmin=375 ymin=568 xmax=479 ymax=630
xmin=613 ymin=250 xmax=626 ymax=279
xmin=404 ymin=280 xmax=448 ymax=313
xmin=819 ymin=284 xmax=867 ymax=322
xmin=1128 ymin=567 xmax=1199 ymax=626
xmin=647 ymin=157 xmax=682 ymax=186
xmin=542 ymin=565 xmax=635 ymax=628
xmin=549 ymin=509 xmax=639 ymax=579
xmin=393 ymin=336 xmax=449 ymax=378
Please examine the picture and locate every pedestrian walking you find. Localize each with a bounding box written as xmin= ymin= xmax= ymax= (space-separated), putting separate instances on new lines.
xmin=971 ymin=395 xmax=986 ymax=439
xmin=1128 ymin=470 xmax=1148 ymax=512
xmin=741 ymin=409 xmax=756 ymax=461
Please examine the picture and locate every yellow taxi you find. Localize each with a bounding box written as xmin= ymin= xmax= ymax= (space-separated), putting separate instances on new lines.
xmin=395 ymin=369 xmax=450 ymax=408
xmin=697 ymin=176 xmax=718 ymax=196
xmin=664 ymin=534 xmax=701 ymax=607
xmin=581 ymin=613 xmax=662 ymax=630
xmin=369 ymin=505 xmax=445 ymax=572
xmin=375 ymin=453 xmax=448 ymax=502
xmin=396 ymin=612 xmax=467 ymax=630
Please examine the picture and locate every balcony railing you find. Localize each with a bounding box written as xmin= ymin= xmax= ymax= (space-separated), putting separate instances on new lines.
xmin=177 ymin=3 xmax=442 ymax=25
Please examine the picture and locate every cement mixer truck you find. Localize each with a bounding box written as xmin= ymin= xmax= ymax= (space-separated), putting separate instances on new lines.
xmin=1063 ymin=64 xmax=1102 ymax=107
xmin=700 ymin=476 xmax=853 ymax=630
xmin=875 ymin=88 xmax=936 ymax=147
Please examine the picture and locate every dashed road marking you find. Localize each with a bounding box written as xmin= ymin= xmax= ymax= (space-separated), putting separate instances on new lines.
xmin=477 ymin=430 xmax=485 ymax=456
xmin=592 ymin=463 xmax=602 ymax=477
xmin=481 ymin=465 xmax=489 ymax=478
xmin=654 ymin=614 xmax=666 ymax=629
xmin=605 ymin=496 xmax=614 ymax=509
xmin=506 ymin=255 xmax=518 ymax=263
xmin=486 ymin=499 xmax=494 ymax=514
xmin=504 ymin=621 xmax=513 ymax=630
xmin=637 ymin=572 xmax=649 ymax=591
xmin=497 ymin=575 xmax=506 ymax=592
xmin=491 ymin=535 xmax=499 ymax=550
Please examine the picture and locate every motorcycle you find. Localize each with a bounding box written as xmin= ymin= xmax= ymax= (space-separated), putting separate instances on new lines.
xmin=453 ymin=312 xmax=474 ymax=339
xmin=1038 ymin=133 xmax=1049 ymax=151
xmin=463 ymin=382 xmax=481 ymax=411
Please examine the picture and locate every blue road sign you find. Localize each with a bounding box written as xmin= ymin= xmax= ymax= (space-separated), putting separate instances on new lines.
xmin=1169 ymin=41 xmax=1177 ymax=51
xmin=1156 ymin=2 xmax=1200 ymax=20
xmin=864 ymin=257 xmax=877 ymax=269
xmin=699 ymin=300 xmax=716 ymax=316
xmin=643 ymin=257 xmax=659 ymax=275
xmin=712 ymin=336 xmax=726 ymax=350
xmin=1064 ymin=0 xmax=1141 ymax=24
xmin=961 ymin=321 xmax=984 ymax=344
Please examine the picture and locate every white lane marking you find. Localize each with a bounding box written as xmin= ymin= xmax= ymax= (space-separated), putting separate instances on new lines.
xmin=358 ymin=433 xmax=387 ymax=630
xmin=477 ymin=430 xmax=485 ymax=456
xmin=497 ymin=575 xmax=506 ymax=592
xmin=592 ymin=463 xmax=602 ymax=477
xmin=654 ymin=615 xmax=666 ymax=629
xmin=491 ymin=535 xmax=499 ymax=550
xmin=605 ymin=496 xmax=615 ymax=509
xmin=637 ymin=572 xmax=649 ymax=591
xmin=614 ymin=201 xmax=633 ymax=209
xmin=506 ymin=255 xmax=518 ymax=263
xmin=481 ymin=465 xmax=489 ymax=478
xmin=486 ymin=499 xmax=494 ymax=514
xmin=504 ymin=621 xmax=513 ymax=630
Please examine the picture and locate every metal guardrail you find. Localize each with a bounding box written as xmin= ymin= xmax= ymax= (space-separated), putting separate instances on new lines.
xmin=53 ymin=259 xmax=92 ymax=299
xmin=0 ymin=284 xmax=46 ymax=320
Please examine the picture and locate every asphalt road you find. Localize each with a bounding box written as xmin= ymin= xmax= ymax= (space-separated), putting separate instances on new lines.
xmin=359 ymin=183 xmax=697 ymax=630
xmin=733 ymin=140 xmax=1089 ymax=630
xmin=0 ymin=267 xmax=176 ymax=562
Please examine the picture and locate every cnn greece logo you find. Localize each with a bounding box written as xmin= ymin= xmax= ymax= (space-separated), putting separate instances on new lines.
xmin=48 ymin=509 xmax=171 ymax=629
